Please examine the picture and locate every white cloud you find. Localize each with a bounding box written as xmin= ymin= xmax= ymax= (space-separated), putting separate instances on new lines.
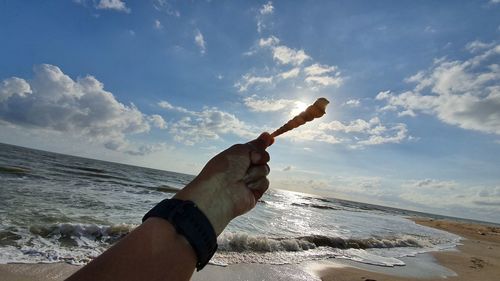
xmin=344 ymin=99 xmax=360 ymax=107
xmin=272 ymin=46 xmax=310 ymax=66
xmin=375 ymin=90 xmax=391 ymax=100
xmin=282 ymin=165 xmax=293 ymax=171
xmin=279 ymin=67 xmax=300 ymax=79
xmin=154 ymin=19 xmax=163 ymax=30
xmin=377 ymin=43 xmax=500 ymax=135
xmin=318 ymin=117 xmax=408 ymax=146
xmin=465 ymin=40 xmax=495 ymax=53
xmin=243 ymin=95 xmax=297 ymax=112
xmin=96 ymin=0 xmax=130 ymax=13
xmin=169 ymin=107 xmax=254 ymax=145
xmin=124 ymin=142 xmax=171 ymax=156
xmin=356 ymin=124 xmax=407 ymax=146
xmin=304 ymin=63 xmax=343 ymax=88
xmin=244 ymin=7 xmax=345 ymax=101
xmin=256 ymin=2 xmax=274 ymax=33
xmin=327 ymin=176 xmax=383 ymax=195
xmin=0 ymin=64 xmax=164 ymax=154
xmin=153 ymin=0 xmax=180 ymax=17
xmin=304 ymin=63 xmax=337 ymax=76
xmin=235 ymin=74 xmax=273 ymax=92
xmin=244 ymin=36 xmax=344 ymax=89
xmin=246 ymin=35 xmax=343 ymax=90
xmin=158 ymin=100 xmax=192 ymax=114
xmin=319 ymin=118 xmax=380 ymax=133
xmin=305 ymin=75 xmax=343 ymax=87
xmin=259 ymin=36 xmax=280 ymax=47
xmin=477 ymin=186 xmax=500 ymax=197
xmin=148 ymin=114 xmax=167 ymax=129
xmin=259 ymin=1 xmax=274 ymax=15
xmin=194 ymin=29 xmax=206 ymax=54
xmin=424 ymin=26 xmax=436 ymax=33
xmin=284 ymin=127 xmax=343 ymax=144
xmin=397 ymin=182 xmax=500 ymax=221
xmin=272 ymin=116 xmax=407 ymax=147
xmin=0 ymin=77 xmax=32 ymax=102
xmin=473 ymin=200 xmax=500 ymax=206
xmin=159 ymin=100 xmax=257 ymax=145
xmin=403 ymin=179 xmax=457 ymax=190
xmin=472 ymin=185 xmax=500 ymax=207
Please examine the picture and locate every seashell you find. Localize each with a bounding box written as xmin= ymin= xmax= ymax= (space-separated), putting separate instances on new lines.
xmin=271 ymin=97 xmax=329 ymax=137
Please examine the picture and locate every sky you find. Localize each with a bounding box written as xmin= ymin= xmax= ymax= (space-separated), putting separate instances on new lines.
xmin=0 ymin=0 xmax=499 ymax=223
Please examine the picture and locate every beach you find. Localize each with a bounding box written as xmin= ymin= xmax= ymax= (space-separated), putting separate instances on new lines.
xmin=318 ymin=218 xmax=500 ymax=281
xmin=0 ymin=218 xmax=499 ymax=281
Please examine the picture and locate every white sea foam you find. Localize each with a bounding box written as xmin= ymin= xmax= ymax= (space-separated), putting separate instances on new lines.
xmin=210 ymin=231 xmax=457 ymax=266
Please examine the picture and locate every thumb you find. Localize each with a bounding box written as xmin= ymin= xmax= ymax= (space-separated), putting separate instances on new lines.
xmin=247 ymin=132 xmax=274 ymax=151
xmin=247 ymin=132 xmax=273 ymax=165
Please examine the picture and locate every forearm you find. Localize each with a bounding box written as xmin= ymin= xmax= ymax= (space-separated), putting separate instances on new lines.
xmin=66 ymin=133 xmax=273 ymax=281
xmin=66 ymin=218 xmax=197 ymax=281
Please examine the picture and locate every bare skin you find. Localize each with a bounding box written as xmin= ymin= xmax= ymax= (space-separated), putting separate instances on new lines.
xmin=66 ymin=132 xmax=274 ymax=281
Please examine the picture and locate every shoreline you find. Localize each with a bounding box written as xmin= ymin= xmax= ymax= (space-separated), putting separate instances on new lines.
xmin=1 ymin=217 xmax=499 ymax=280
xmin=317 ymin=217 xmax=500 ymax=281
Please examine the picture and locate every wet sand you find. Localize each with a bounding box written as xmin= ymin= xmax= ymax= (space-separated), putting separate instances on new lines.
xmin=318 ymin=218 xmax=500 ymax=281
xmin=1 ymin=217 xmax=499 ymax=281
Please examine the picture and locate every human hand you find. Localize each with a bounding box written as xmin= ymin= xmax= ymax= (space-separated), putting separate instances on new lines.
xmin=174 ymin=132 xmax=274 ymax=235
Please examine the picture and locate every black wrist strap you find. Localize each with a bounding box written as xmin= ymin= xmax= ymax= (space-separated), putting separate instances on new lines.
xmin=142 ymin=199 xmax=218 ymax=271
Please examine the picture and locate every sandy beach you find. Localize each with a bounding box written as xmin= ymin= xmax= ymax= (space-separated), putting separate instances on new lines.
xmin=319 ymin=218 xmax=500 ymax=281
xmin=1 ymin=217 xmax=499 ymax=281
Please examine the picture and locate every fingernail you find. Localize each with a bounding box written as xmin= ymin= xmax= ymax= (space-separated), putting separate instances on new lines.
xmin=251 ymin=151 xmax=261 ymax=163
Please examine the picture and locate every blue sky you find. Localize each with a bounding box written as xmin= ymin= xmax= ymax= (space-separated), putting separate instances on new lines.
xmin=1 ymin=0 xmax=499 ymax=223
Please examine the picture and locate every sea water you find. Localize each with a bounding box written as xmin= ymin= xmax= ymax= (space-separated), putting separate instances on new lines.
xmin=0 ymin=143 xmax=460 ymax=267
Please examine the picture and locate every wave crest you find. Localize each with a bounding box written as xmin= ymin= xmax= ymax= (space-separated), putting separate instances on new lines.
xmin=218 ymin=233 xmax=429 ymax=253
xmin=29 ymin=223 xmax=136 ymax=243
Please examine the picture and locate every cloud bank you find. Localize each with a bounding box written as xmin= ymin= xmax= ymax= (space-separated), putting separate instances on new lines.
xmin=158 ymin=101 xmax=254 ymax=145
xmin=237 ymin=36 xmax=343 ymax=92
xmin=377 ymin=43 xmax=500 ymax=135
xmin=0 ymin=64 xmax=165 ymax=155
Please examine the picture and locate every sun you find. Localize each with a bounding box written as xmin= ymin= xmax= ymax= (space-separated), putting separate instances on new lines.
xmin=289 ymin=101 xmax=308 ymax=117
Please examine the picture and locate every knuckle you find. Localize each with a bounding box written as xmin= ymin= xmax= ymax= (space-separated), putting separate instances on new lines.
xmin=261 ymin=151 xmax=270 ymax=163
xmin=260 ymin=177 xmax=270 ymax=190
xmin=264 ymin=177 xmax=270 ymax=187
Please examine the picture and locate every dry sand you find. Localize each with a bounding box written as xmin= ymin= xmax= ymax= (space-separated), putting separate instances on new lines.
xmin=1 ymin=217 xmax=499 ymax=281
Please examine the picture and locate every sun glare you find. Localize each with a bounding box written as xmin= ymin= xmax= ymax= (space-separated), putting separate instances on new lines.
xmin=289 ymin=101 xmax=308 ymax=117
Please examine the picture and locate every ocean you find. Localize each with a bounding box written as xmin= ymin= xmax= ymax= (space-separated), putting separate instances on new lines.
xmin=0 ymin=143 xmax=461 ymax=268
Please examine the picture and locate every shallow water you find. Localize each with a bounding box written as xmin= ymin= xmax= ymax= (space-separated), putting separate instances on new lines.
xmin=0 ymin=143 xmax=460 ymax=266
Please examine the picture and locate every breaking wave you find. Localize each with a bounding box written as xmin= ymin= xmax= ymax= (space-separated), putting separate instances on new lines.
xmin=217 ymin=233 xmax=430 ymax=253
xmin=28 ymin=223 xmax=137 ymax=244
xmin=0 ymin=224 xmax=456 ymax=266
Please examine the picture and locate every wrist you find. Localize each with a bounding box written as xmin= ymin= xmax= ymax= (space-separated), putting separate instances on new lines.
xmin=173 ymin=180 xmax=233 ymax=236
xmin=142 ymin=199 xmax=218 ymax=270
